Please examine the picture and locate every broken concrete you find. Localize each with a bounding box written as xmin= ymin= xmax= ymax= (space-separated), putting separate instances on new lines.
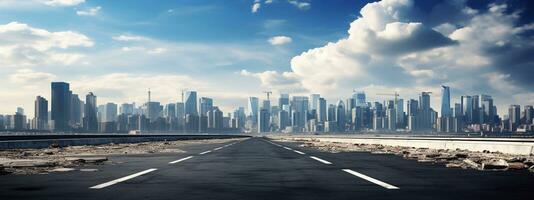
xmin=277 ymin=137 xmax=534 ymax=173
xmin=0 ymin=138 xmax=244 ymax=175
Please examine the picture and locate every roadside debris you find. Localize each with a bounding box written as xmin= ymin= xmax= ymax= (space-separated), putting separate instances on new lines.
xmin=0 ymin=138 xmax=243 ymax=175
xmin=277 ymin=138 xmax=534 ymax=173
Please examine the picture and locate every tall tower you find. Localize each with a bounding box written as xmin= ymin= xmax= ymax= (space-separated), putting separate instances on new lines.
xmin=51 ymin=82 xmax=71 ymax=132
xmin=441 ymin=85 xmax=451 ymax=117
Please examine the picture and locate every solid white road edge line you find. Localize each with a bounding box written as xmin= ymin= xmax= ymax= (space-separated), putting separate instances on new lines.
xmin=293 ymin=150 xmax=305 ymax=155
xmin=342 ymin=169 xmax=400 ymax=190
xmin=199 ymin=150 xmax=212 ymax=155
xmin=283 ymin=147 xmax=293 ymax=150
xmin=89 ymin=168 xmax=158 ymax=189
xmin=169 ymin=156 xmax=194 ymax=164
xmin=309 ymin=156 xmax=332 ymax=164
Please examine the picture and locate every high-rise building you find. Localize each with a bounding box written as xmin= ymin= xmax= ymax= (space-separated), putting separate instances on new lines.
xmin=278 ymin=94 xmax=289 ymax=108
xmin=335 ymin=100 xmax=345 ymax=132
xmin=199 ymin=97 xmax=213 ymax=116
xmin=291 ymin=96 xmax=309 ymax=130
xmin=461 ymin=95 xmax=473 ymax=124
xmin=185 ymin=91 xmax=198 ymax=116
xmin=309 ymin=94 xmax=320 ymax=111
xmin=70 ymin=94 xmax=83 ymax=126
xmin=525 ymin=105 xmax=534 ymax=125
xmin=258 ymin=108 xmax=270 ymax=133
xmin=317 ymin=98 xmax=327 ymax=122
xmin=441 ymin=85 xmax=451 ymax=117
xmin=34 ymin=96 xmax=48 ymax=130
xmin=509 ymin=105 xmax=521 ymax=132
xmin=480 ymin=95 xmax=494 ymax=125
xmin=103 ymin=103 xmax=118 ymax=122
xmin=51 ymin=82 xmax=71 ymax=132
xmin=83 ymin=92 xmax=98 ymax=132
xmin=120 ymin=103 xmax=134 ymax=115
xmin=354 ymin=91 xmax=366 ymax=107
xmin=247 ymin=97 xmax=259 ymax=118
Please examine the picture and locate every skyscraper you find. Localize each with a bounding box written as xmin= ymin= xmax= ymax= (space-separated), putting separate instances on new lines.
xmin=309 ymin=94 xmax=320 ymax=111
xmin=461 ymin=95 xmax=473 ymax=123
xmin=83 ymin=92 xmax=98 ymax=132
xmin=441 ymin=85 xmax=451 ymax=117
xmin=509 ymin=105 xmax=521 ymax=132
xmin=185 ymin=91 xmax=198 ymax=116
xmin=34 ymin=96 xmax=48 ymax=130
xmin=51 ymin=82 xmax=71 ymax=132
xmin=247 ymin=97 xmax=259 ymax=120
xmin=199 ymin=97 xmax=213 ymax=116
xmin=291 ymin=96 xmax=309 ymax=130
xmin=278 ymin=94 xmax=289 ymax=108
xmin=354 ymin=91 xmax=366 ymax=107
xmin=317 ymin=97 xmax=327 ymax=122
xmin=335 ymin=100 xmax=345 ymax=132
xmin=70 ymin=94 xmax=83 ymax=126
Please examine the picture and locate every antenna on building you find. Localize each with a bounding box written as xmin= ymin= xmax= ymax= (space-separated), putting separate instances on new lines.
xmin=148 ymin=88 xmax=151 ymax=103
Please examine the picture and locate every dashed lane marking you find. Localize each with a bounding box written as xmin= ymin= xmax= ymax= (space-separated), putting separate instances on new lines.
xmin=309 ymin=156 xmax=332 ymax=165
xmin=169 ymin=156 xmax=194 ymax=164
xmin=199 ymin=150 xmax=212 ymax=155
xmin=342 ymin=169 xmax=400 ymax=190
xmin=89 ymin=168 xmax=158 ymax=189
xmin=293 ymin=150 xmax=305 ymax=155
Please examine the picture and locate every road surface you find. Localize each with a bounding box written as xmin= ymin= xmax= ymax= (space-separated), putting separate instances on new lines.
xmin=1 ymin=137 xmax=533 ymax=199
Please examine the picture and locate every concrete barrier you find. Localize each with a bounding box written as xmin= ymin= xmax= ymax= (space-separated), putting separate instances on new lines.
xmin=280 ymin=136 xmax=534 ymax=155
xmin=0 ymin=135 xmax=250 ymax=149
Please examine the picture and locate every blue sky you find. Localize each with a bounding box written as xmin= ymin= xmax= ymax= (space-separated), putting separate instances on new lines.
xmin=0 ymin=0 xmax=533 ymax=117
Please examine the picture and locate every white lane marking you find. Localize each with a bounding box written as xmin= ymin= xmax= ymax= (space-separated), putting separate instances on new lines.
xmin=283 ymin=147 xmax=293 ymax=150
xmin=293 ymin=150 xmax=305 ymax=155
xmin=342 ymin=169 xmax=400 ymax=190
xmin=89 ymin=168 xmax=157 ymax=189
xmin=213 ymin=147 xmax=223 ymax=151
xmin=199 ymin=150 xmax=212 ymax=155
xmin=309 ymin=156 xmax=332 ymax=165
xmin=169 ymin=156 xmax=194 ymax=164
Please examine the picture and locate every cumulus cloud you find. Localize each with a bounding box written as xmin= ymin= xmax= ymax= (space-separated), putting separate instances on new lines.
xmin=240 ymin=70 xmax=305 ymax=93
xmin=288 ymin=0 xmax=310 ymax=10
xmin=0 ymin=21 xmax=93 ymax=67
xmin=71 ymin=73 xmax=207 ymax=104
xmin=76 ymin=6 xmax=101 ymax=16
xmin=268 ymin=36 xmax=292 ymax=45
xmin=244 ymin=0 xmax=534 ymax=114
xmin=251 ymin=0 xmax=261 ymax=13
xmin=9 ymin=69 xmax=56 ymax=84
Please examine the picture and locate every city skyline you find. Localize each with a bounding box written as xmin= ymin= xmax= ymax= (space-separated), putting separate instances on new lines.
xmin=1 ymin=80 xmax=533 ymax=134
xmin=1 ymin=0 xmax=534 ymax=119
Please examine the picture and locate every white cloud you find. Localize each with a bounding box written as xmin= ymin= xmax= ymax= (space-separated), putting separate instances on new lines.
xmin=70 ymin=73 xmax=207 ymax=105
xmin=44 ymin=0 xmax=84 ymax=7
xmin=0 ymin=21 xmax=93 ymax=67
xmin=240 ymin=70 xmax=305 ymax=93
xmin=244 ymin=0 xmax=534 ymax=115
xmin=112 ymin=34 xmax=148 ymax=42
xmin=288 ymin=0 xmax=310 ymax=10
xmin=268 ymin=36 xmax=292 ymax=45
xmin=9 ymin=69 xmax=56 ymax=84
xmin=76 ymin=6 xmax=101 ymax=16
xmin=251 ymin=1 xmax=261 ymax=13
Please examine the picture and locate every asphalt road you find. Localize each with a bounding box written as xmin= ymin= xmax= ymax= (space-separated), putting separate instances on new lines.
xmin=1 ymin=137 xmax=533 ymax=200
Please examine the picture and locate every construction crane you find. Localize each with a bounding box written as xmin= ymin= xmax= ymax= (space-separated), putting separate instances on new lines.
xmin=263 ymin=91 xmax=272 ymax=101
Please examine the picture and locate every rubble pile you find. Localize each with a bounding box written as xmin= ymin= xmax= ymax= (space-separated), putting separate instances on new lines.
xmin=279 ymin=138 xmax=534 ymax=172
xmin=0 ymin=138 xmax=242 ymax=175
